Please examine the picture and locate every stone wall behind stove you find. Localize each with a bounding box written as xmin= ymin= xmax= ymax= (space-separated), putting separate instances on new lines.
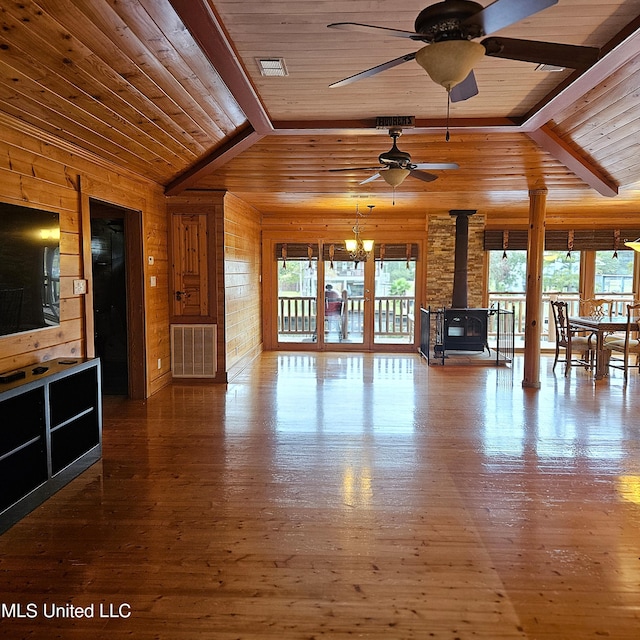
xmin=425 ymin=212 xmax=486 ymax=310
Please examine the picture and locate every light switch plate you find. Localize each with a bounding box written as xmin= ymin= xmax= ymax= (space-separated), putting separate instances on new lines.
xmin=73 ymin=279 xmax=87 ymax=295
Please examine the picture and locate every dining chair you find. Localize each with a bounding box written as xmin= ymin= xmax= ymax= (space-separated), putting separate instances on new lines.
xmin=604 ymin=302 xmax=640 ymax=381
xmin=579 ymin=297 xmax=621 ymax=346
xmin=550 ymin=300 xmax=593 ymax=375
xmin=580 ymin=298 xmax=613 ymax=320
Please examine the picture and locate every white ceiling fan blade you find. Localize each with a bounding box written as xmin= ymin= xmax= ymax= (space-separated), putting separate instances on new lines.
xmin=360 ymin=173 xmax=381 ymax=185
xmin=449 ymin=71 xmax=479 ymax=103
xmin=462 ymin=0 xmax=558 ymax=37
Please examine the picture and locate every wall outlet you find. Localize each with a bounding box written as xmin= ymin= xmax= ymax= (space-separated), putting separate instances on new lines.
xmin=73 ymin=279 xmax=87 ymax=295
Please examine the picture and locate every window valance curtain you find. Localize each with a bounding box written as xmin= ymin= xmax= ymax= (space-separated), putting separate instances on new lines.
xmin=484 ymin=229 xmax=640 ymax=251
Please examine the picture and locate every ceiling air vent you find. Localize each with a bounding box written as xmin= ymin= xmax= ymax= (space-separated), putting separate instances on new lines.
xmin=256 ymin=58 xmax=288 ymax=77
xmin=535 ymin=63 xmax=566 ymax=72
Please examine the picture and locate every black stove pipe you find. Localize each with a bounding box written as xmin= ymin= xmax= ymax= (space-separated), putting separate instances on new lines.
xmin=449 ymin=209 xmax=476 ymax=309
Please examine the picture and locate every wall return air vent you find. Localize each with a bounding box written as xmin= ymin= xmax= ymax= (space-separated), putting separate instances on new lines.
xmin=170 ymin=324 xmax=217 ymax=378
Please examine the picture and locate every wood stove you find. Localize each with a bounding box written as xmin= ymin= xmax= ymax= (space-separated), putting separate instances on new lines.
xmin=436 ymin=210 xmax=490 ymax=355
xmin=443 ymin=308 xmax=490 ymax=353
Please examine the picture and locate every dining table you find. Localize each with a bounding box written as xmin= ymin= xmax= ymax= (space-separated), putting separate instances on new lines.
xmin=568 ymin=315 xmax=638 ymax=380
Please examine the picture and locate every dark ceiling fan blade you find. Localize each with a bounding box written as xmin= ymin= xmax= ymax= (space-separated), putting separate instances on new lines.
xmin=327 ymin=22 xmax=423 ymax=40
xmin=482 ymin=37 xmax=600 ymax=70
xmin=329 ymin=166 xmax=383 ymax=172
xmin=449 ymin=71 xmax=479 ymax=103
xmin=360 ymin=173 xmax=382 ymax=185
xmin=409 ymin=170 xmax=438 ymax=183
xmin=329 ymin=52 xmax=417 ymax=88
xmin=412 ymin=162 xmax=459 ymax=170
xmin=462 ymin=0 xmax=558 ymax=37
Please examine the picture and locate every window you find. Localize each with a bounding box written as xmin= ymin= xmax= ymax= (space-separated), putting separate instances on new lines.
xmin=595 ymin=250 xmax=634 ymax=294
xmin=542 ymin=251 xmax=580 ymax=293
xmin=488 ymin=250 xmax=526 ymax=293
xmin=275 ymin=244 xmax=318 ymax=343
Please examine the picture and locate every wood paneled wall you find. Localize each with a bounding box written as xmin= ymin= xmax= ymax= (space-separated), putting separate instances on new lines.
xmin=223 ymin=193 xmax=262 ymax=380
xmin=0 ymin=115 xmax=170 ymax=398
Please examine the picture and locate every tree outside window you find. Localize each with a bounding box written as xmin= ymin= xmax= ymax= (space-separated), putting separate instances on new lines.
xmin=542 ymin=251 xmax=580 ymax=293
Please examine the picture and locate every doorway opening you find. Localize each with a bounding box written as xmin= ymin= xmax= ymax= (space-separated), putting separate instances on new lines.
xmin=89 ymin=201 xmax=145 ymax=398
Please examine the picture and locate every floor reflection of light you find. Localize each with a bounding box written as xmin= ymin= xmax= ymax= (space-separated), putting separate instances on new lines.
xmin=342 ymin=465 xmax=373 ymax=508
xmin=617 ymin=476 xmax=640 ymax=506
xmin=273 ymin=354 xmax=416 ymax=434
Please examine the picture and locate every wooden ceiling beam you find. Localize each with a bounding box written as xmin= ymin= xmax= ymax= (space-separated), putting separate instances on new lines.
xmin=519 ymin=19 xmax=640 ymax=198
xmin=521 ymin=17 xmax=640 ymax=131
xmin=525 ymin=125 xmax=618 ymax=197
xmin=164 ymin=0 xmax=274 ymax=194
xmin=167 ymin=0 xmax=272 ymax=135
xmin=271 ymin=118 xmax=522 ymax=135
xmin=165 ymin=127 xmax=265 ymax=195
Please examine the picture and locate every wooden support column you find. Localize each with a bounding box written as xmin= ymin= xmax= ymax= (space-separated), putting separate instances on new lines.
xmin=579 ymin=251 xmax=596 ymax=314
xmin=522 ymin=188 xmax=547 ymax=389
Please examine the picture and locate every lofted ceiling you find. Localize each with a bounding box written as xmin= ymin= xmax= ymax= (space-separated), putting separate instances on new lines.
xmin=0 ymin=0 xmax=639 ymax=222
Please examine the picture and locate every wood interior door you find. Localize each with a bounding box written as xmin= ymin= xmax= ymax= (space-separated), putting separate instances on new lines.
xmin=171 ymin=213 xmax=209 ymax=317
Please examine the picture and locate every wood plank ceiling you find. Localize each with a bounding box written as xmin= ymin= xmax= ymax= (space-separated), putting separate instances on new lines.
xmin=0 ymin=0 xmax=639 ymax=223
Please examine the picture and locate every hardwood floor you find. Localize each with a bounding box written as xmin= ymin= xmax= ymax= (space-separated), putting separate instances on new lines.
xmin=1 ymin=353 xmax=640 ymax=639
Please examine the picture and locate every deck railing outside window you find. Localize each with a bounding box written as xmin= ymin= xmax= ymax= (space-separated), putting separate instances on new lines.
xmin=278 ymin=296 xmax=415 ymax=339
xmin=279 ymin=293 xmax=635 ymax=345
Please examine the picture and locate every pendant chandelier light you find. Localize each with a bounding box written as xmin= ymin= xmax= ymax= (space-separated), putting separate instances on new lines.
xmin=345 ymin=204 xmax=374 ymax=265
xmin=624 ymin=238 xmax=640 ymax=252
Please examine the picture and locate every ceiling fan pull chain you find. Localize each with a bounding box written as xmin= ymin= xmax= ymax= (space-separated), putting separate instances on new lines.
xmin=446 ymin=90 xmax=451 ymax=142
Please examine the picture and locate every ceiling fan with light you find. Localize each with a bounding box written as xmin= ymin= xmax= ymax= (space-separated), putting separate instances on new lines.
xmin=328 ymin=0 xmax=600 ymax=102
xmin=330 ymin=127 xmax=459 ymax=202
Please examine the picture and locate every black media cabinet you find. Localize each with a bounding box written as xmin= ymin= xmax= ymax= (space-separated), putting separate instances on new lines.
xmin=0 ymin=358 xmax=102 ymax=534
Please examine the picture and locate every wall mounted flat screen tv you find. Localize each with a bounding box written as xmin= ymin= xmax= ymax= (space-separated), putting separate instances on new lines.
xmin=0 ymin=202 xmax=60 ymax=337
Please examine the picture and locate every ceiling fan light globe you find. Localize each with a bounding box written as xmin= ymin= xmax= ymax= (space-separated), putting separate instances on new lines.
xmin=415 ymin=40 xmax=485 ymax=90
xmin=382 ymin=168 xmax=410 ymax=187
